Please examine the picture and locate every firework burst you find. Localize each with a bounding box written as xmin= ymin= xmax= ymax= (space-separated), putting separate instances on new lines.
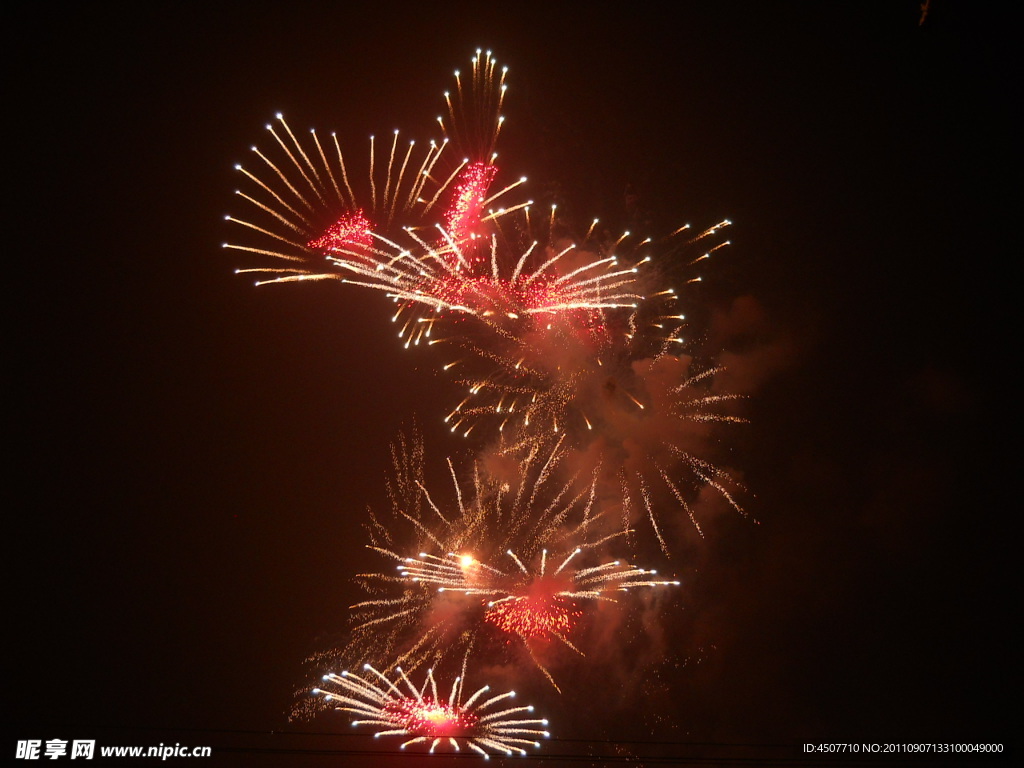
xmin=313 ymin=663 xmax=549 ymax=757
xmin=226 ymin=46 xmax=752 ymax=744
xmin=224 ymin=114 xmax=450 ymax=285
xmin=399 ymin=547 xmax=679 ymax=654
xmin=340 ymin=433 xmax=598 ymax=676
xmin=330 ymin=212 xmax=644 ymax=349
xmin=223 ymin=50 xmax=521 ymax=292
xmin=434 ymin=218 xmax=735 ymax=441
xmin=417 ymin=215 xmax=750 ymax=553
xmin=329 ymin=431 xmax=678 ymax=689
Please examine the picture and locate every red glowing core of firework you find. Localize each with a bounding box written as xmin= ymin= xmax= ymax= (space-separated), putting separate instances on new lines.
xmin=307 ymin=210 xmax=373 ymax=254
xmin=383 ymin=698 xmax=479 ymax=737
xmin=484 ymin=595 xmax=579 ymax=639
xmin=444 ymin=162 xmax=498 ymax=247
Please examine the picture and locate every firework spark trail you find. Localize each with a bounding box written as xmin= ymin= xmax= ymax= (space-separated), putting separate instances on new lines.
xmin=438 ymin=48 xmax=508 ymax=165
xmin=399 ymin=549 xmax=678 ymax=604
xmin=313 ymin=663 xmax=549 ymax=757
xmin=566 ymin=355 xmax=751 ymax=553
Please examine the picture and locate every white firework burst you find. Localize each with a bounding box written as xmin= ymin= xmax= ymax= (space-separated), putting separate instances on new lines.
xmin=313 ymin=663 xmax=550 ymax=758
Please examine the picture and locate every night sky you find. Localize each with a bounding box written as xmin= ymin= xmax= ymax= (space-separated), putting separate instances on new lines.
xmin=10 ymin=2 xmax=1015 ymax=766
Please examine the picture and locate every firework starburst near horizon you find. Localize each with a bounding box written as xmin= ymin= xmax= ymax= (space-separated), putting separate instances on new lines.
xmin=314 ymin=664 xmax=549 ymax=757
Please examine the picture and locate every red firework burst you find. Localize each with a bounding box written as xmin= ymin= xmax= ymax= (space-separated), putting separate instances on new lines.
xmin=306 ymin=209 xmax=373 ymax=254
xmin=484 ymin=595 xmax=581 ymax=639
xmin=383 ymin=698 xmax=479 ymax=737
xmin=444 ymin=161 xmax=498 ymax=249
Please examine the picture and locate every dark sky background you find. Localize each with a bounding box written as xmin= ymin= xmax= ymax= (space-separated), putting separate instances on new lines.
xmin=9 ymin=2 xmax=1015 ymax=766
